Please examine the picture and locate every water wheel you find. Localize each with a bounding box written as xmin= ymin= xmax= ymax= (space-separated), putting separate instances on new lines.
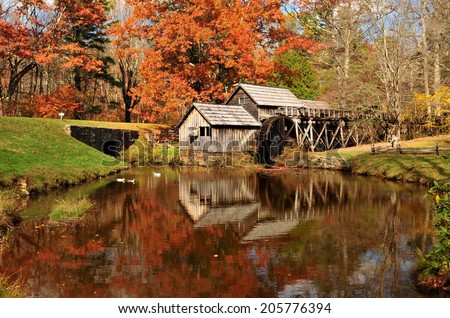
xmin=258 ymin=116 xmax=297 ymax=164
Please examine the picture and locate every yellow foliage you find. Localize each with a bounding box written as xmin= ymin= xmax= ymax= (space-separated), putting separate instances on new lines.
xmin=413 ymin=86 xmax=450 ymax=111
xmin=403 ymin=93 xmax=429 ymax=121
xmin=406 ymin=86 xmax=450 ymax=128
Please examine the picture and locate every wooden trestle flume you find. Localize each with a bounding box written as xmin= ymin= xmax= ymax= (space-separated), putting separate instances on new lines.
xmin=258 ymin=106 xmax=360 ymax=164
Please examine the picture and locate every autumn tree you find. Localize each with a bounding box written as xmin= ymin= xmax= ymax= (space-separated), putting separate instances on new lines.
xmin=109 ymin=0 xmax=145 ymax=122
xmin=365 ymin=0 xmax=419 ymax=137
xmin=124 ymin=0 xmax=304 ymax=123
xmin=54 ymin=0 xmax=115 ymax=118
xmin=33 ymin=85 xmax=82 ymax=118
xmin=407 ymin=0 xmax=450 ymax=96
xmin=0 ymin=0 xmax=118 ymax=119
xmin=0 ymin=0 xmax=59 ymax=116
xmin=285 ymin=0 xmax=379 ymax=109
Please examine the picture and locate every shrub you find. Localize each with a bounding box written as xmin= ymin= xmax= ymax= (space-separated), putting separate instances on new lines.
xmin=122 ymin=139 xmax=180 ymax=166
xmin=417 ymin=182 xmax=450 ymax=290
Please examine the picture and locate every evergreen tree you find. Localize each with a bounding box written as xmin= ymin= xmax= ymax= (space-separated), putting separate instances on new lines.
xmin=56 ymin=0 xmax=116 ymax=117
xmin=270 ymin=50 xmax=319 ymax=100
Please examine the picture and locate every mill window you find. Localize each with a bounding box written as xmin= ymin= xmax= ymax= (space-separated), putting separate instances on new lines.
xmin=200 ymin=126 xmax=211 ymax=137
xmin=238 ymin=97 xmax=247 ymax=104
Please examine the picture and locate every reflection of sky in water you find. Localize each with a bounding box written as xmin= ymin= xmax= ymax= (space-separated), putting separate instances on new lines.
xmin=349 ymin=250 xmax=383 ymax=285
xmin=278 ymin=280 xmax=319 ymax=298
xmin=349 ymin=248 xmax=419 ymax=297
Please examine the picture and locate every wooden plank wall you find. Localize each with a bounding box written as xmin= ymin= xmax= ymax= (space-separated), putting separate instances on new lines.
xmin=211 ymin=128 xmax=258 ymax=152
xmin=179 ymin=176 xmax=257 ymax=221
xmin=179 ymin=108 xmax=258 ymax=152
xmin=179 ymin=108 xmax=210 ymax=151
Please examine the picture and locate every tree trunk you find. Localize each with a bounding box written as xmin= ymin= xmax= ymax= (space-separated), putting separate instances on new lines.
xmin=119 ymin=59 xmax=140 ymax=123
xmin=433 ymin=47 xmax=441 ymax=93
xmin=73 ymin=67 xmax=83 ymax=119
xmin=420 ymin=0 xmax=430 ymax=97
xmin=4 ymin=61 xmax=37 ymax=115
xmin=341 ymin=33 xmax=351 ymax=108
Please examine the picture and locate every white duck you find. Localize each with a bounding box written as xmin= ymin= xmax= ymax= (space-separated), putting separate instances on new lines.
xmin=153 ymin=172 xmax=161 ymax=177
xmin=117 ymin=178 xmax=125 ymax=183
xmin=126 ymin=179 xmax=135 ymax=184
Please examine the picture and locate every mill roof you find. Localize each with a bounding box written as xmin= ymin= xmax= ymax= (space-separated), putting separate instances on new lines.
xmin=178 ymin=103 xmax=261 ymax=128
xmin=226 ymin=84 xmax=331 ymax=110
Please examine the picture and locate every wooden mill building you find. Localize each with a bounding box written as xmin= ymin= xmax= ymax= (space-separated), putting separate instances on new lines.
xmin=178 ymin=84 xmax=355 ymax=160
xmin=178 ymin=102 xmax=260 ymax=152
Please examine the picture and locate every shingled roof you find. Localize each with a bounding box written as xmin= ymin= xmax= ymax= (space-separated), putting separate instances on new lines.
xmin=227 ymin=84 xmax=331 ymax=110
xmin=179 ymin=103 xmax=261 ymax=127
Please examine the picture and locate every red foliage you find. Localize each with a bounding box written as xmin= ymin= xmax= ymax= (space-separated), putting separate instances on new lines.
xmin=33 ymin=85 xmax=82 ymax=118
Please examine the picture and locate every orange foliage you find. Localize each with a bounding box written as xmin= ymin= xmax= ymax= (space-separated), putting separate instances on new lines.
xmin=33 ymin=85 xmax=82 ymax=118
xmin=0 ymin=0 xmax=109 ymax=117
xmin=55 ymin=1 xmax=108 ymax=73
xmin=126 ymin=0 xmax=315 ymax=123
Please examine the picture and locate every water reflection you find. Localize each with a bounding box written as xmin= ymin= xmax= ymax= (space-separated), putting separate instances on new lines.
xmin=0 ymin=168 xmax=441 ymax=297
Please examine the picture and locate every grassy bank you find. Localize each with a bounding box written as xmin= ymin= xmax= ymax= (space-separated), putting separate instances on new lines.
xmin=0 ymin=117 xmax=134 ymax=193
xmin=315 ymin=135 xmax=450 ymax=184
xmin=0 ymin=190 xmax=21 ymax=236
xmin=122 ymin=137 xmax=181 ymax=166
xmin=49 ymin=195 xmax=94 ymax=222
xmin=63 ymin=119 xmax=166 ymax=132
xmin=0 ymin=274 xmax=26 ymax=298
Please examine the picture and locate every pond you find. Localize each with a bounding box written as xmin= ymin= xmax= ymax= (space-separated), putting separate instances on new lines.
xmin=0 ymin=167 xmax=441 ymax=297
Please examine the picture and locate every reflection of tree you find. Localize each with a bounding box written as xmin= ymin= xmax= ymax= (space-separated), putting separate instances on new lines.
xmin=0 ymin=169 xmax=434 ymax=297
xmin=120 ymin=193 xmax=138 ymax=243
xmin=378 ymin=197 xmax=400 ymax=297
xmin=266 ymin=174 xmax=431 ymax=297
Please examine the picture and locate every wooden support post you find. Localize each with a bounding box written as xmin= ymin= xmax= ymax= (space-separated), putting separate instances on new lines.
xmin=435 ymin=143 xmax=439 ymax=155
xmin=371 ymin=144 xmax=375 ymax=155
xmin=313 ymin=122 xmax=327 ymax=150
xmin=294 ymin=119 xmax=300 ymax=143
xmin=343 ymin=124 xmax=356 ymax=148
xmin=309 ymin=119 xmax=314 ymax=151
xmin=328 ymin=120 xmax=343 ymax=148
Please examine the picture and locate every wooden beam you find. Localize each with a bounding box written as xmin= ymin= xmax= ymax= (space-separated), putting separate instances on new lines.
xmin=328 ymin=120 xmax=344 ymax=149
xmin=313 ymin=122 xmax=328 ymax=150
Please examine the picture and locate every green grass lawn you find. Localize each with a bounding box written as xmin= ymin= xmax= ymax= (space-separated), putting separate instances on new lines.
xmin=63 ymin=119 xmax=166 ymax=132
xmin=0 ymin=117 xmax=136 ymax=192
xmin=320 ymin=135 xmax=450 ymax=184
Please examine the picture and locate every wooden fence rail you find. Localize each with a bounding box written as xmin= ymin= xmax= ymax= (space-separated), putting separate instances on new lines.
xmin=371 ymin=143 xmax=450 ymax=156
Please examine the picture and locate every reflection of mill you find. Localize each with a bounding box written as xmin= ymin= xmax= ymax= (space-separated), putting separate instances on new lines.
xmin=178 ymin=172 xmax=353 ymax=241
